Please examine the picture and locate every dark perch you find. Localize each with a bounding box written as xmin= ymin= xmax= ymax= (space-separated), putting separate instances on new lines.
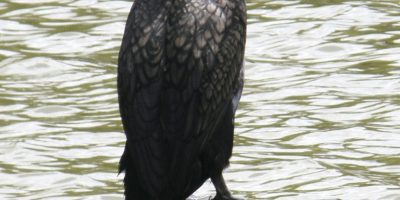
xmin=117 ymin=0 xmax=246 ymax=199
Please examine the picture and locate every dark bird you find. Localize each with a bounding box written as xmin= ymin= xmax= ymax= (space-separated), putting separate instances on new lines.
xmin=117 ymin=0 xmax=246 ymax=199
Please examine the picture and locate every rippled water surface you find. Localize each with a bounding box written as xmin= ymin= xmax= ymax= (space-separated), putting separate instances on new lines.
xmin=1 ymin=0 xmax=400 ymax=199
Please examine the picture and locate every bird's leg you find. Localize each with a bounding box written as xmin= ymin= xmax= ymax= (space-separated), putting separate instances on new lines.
xmin=211 ymin=173 xmax=242 ymax=200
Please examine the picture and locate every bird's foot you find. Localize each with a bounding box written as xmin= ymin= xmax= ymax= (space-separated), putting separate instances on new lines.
xmin=211 ymin=173 xmax=243 ymax=200
xmin=212 ymin=193 xmax=243 ymax=200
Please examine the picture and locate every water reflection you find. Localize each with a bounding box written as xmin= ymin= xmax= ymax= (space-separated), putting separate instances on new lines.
xmin=0 ymin=0 xmax=399 ymax=199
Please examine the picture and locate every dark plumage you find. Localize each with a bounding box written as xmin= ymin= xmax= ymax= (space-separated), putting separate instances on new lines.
xmin=117 ymin=0 xmax=246 ymax=199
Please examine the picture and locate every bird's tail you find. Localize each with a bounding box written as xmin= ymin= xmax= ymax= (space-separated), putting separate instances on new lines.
xmin=119 ymin=145 xmax=154 ymax=200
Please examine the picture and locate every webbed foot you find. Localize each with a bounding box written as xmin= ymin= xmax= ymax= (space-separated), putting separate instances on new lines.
xmin=211 ymin=174 xmax=243 ymax=200
xmin=212 ymin=193 xmax=243 ymax=200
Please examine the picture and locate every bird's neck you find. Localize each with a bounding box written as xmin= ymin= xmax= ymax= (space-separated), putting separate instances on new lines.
xmin=135 ymin=0 xmax=170 ymax=7
xmin=135 ymin=0 xmax=188 ymax=9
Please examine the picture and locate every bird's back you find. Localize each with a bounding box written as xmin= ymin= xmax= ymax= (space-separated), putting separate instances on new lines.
xmin=117 ymin=0 xmax=246 ymax=199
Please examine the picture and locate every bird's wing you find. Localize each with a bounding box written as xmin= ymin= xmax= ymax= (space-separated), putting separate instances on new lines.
xmin=117 ymin=3 xmax=171 ymax=196
xmin=164 ymin=0 xmax=247 ymax=139
xmin=163 ymin=0 xmax=247 ymax=194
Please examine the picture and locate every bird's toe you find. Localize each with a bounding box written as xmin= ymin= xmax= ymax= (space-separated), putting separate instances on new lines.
xmin=212 ymin=193 xmax=243 ymax=200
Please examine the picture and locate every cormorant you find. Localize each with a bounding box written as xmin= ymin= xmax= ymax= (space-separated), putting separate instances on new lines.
xmin=117 ymin=0 xmax=246 ymax=199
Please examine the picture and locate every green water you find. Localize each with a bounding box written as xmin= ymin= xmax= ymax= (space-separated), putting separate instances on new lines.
xmin=0 ymin=0 xmax=399 ymax=199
